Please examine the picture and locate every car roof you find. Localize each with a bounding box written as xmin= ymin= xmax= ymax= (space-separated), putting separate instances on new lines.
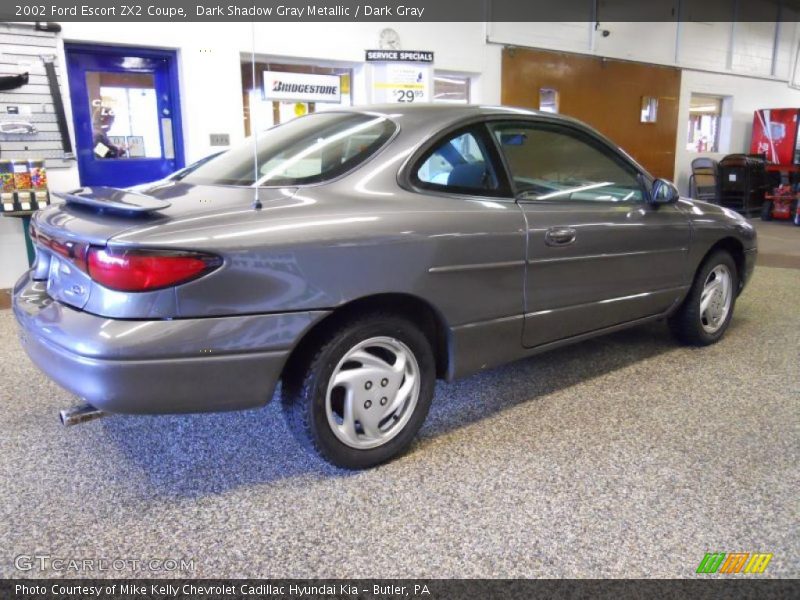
xmin=338 ymin=102 xmax=593 ymax=131
xmin=339 ymin=103 xmax=535 ymax=118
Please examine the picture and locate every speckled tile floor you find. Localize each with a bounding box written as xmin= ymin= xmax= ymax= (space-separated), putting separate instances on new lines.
xmin=753 ymin=220 xmax=800 ymax=269
xmin=0 ymin=266 xmax=797 ymax=579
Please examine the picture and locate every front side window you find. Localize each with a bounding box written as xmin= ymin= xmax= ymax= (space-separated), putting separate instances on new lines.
xmin=415 ymin=130 xmax=498 ymax=194
xmin=490 ymin=122 xmax=644 ymax=203
xmin=184 ymin=112 xmax=395 ymax=187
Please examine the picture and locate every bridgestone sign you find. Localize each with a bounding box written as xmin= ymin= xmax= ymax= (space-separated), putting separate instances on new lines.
xmin=272 ymin=82 xmax=338 ymax=95
xmin=263 ymin=71 xmax=342 ymax=103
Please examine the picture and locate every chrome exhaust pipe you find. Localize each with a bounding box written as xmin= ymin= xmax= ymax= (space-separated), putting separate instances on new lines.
xmin=59 ymin=404 xmax=107 ymax=426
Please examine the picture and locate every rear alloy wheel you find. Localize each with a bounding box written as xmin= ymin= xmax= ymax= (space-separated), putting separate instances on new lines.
xmin=325 ymin=336 xmax=421 ymax=450
xmin=669 ymin=251 xmax=738 ymax=346
xmin=282 ymin=313 xmax=434 ymax=469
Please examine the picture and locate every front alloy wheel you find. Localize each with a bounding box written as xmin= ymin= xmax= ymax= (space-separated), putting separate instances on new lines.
xmin=669 ymin=250 xmax=739 ymax=346
xmin=699 ymin=264 xmax=733 ymax=334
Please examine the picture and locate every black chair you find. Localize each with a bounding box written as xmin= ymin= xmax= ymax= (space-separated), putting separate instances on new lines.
xmin=689 ymin=157 xmax=720 ymax=204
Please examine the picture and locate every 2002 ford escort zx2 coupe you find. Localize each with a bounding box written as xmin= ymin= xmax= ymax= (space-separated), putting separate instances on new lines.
xmin=14 ymin=105 xmax=756 ymax=468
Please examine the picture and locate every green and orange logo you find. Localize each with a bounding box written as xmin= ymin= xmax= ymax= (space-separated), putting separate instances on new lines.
xmin=696 ymin=552 xmax=773 ymax=574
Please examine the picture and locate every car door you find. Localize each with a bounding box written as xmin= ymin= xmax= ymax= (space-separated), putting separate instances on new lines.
xmin=488 ymin=119 xmax=691 ymax=348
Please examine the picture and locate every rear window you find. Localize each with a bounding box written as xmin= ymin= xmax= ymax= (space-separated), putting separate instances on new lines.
xmin=183 ymin=112 xmax=396 ymax=187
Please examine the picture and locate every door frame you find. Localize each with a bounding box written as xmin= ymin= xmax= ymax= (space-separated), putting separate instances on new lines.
xmin=64 ymin=42 xmax=186 ymax=185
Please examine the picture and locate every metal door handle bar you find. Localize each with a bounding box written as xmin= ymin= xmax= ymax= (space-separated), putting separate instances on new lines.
xmin=545 ymin=227 xmax=577 ymax=246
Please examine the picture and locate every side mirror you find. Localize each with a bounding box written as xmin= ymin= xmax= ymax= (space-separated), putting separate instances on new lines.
xmin=650 ymin=178 xmax=680 ymax=205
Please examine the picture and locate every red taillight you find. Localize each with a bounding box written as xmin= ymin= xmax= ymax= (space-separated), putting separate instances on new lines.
xmin=30 ymin=223 xmax=90 ymax=272
xmin=87 ymin=248 xmax=221 ymax=292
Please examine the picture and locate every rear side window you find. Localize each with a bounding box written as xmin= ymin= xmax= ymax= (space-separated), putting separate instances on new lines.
xmin=490 ymin=122 xmax=645 ymax=202
xmin=413 ymin=129 xmax=500 ymax=195
xmin=184 ymin=112 xmax=396 ymax=187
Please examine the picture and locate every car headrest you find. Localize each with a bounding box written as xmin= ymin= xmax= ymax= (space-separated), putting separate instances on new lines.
xmin=447 ymin=162 xmax=487 ymax=189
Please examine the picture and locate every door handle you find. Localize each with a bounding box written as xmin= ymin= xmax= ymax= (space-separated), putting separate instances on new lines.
xmin=545 ymin=227 xmax=576 ymax=246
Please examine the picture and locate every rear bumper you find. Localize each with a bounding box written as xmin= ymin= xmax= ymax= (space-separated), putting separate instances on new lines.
xmin=13 ymin=272 xmax=329 ymax=414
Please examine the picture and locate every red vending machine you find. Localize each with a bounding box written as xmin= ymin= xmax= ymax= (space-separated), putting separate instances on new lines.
xmin=750 ymin=108 xmax=800 ymax=223
xmin=750 ymin=108 xmax=800 ymax=165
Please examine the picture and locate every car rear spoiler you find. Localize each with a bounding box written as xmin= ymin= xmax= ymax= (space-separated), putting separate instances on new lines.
xmin=54 ymin=187 xmax=171 ymax=213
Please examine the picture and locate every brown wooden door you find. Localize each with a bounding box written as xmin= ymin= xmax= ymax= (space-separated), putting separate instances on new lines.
xmin=501 ymin=47 xmax=681 ymax=180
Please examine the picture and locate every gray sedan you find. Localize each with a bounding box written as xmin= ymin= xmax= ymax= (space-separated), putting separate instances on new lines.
xmin=13 ymin=105 xmax=757 ymax=468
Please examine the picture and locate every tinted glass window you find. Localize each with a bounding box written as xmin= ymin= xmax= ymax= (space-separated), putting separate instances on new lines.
xmin=415 ymin=130 xmax=498 ymax=193
xmin=490 ymin=123 xmax=643 ymax=202
xmin=184 ymin=112 xmax=395 ymax=187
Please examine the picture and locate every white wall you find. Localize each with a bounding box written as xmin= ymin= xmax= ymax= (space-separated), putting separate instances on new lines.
xmin=675 ymin=69 xmax=800 ymax=194
xmin=489 ymin=18 xmax=800 ymax=80
xmin=0 ymin=219 xmax=28 ymax=288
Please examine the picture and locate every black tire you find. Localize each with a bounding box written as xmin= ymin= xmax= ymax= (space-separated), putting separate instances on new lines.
xmin=669 ymin=250 xmax=739 ymax=346
xmin=760 ymin=200 xmax=774 ymax=221
xmin=282 ymin=312 xmax=435 ymax=469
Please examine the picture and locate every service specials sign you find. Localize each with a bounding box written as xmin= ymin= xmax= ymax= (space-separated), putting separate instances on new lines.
xmin=263 ymin=71 xmax=341 ymax=103
xmin=366 ymin=50 xmax=434 ymax=104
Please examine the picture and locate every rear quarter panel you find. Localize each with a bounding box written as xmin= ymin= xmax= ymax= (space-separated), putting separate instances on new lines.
xmin=151 ymin=187 xmax=528 ymax=328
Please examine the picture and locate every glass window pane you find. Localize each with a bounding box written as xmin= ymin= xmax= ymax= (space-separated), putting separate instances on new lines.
xmin=433 ymin=75 xmax=470 ymax=104
xmin=85 ymin=71 xmax=160 ymax=160
xmin=184 ymin=112 xmax=395 ymax=187
xmin=640 ymin=97 xmax=659 ymax=123
xmin=491 ymin=123 xmax=643 ymax=202
xmin=539 ymin=88 xmax=559 ymax=113
xmin=687 ymin=95 xmax=723 ymax=153
xmin=241 ymin=61 xmax=353 ymax=133
xmin=416 ymin=131 xmax=496 ymax=191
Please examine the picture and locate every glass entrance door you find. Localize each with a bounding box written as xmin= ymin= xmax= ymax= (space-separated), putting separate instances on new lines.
xmin=65 ymin=45 xmax=184 ymax=187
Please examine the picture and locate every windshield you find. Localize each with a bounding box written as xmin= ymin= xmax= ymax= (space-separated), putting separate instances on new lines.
xmin=183 ymin=112 xmax=396 ymax=187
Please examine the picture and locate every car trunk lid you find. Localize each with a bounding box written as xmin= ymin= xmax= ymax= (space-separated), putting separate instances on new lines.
xmin=30 ymin=182 xmax=296 ymax=312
